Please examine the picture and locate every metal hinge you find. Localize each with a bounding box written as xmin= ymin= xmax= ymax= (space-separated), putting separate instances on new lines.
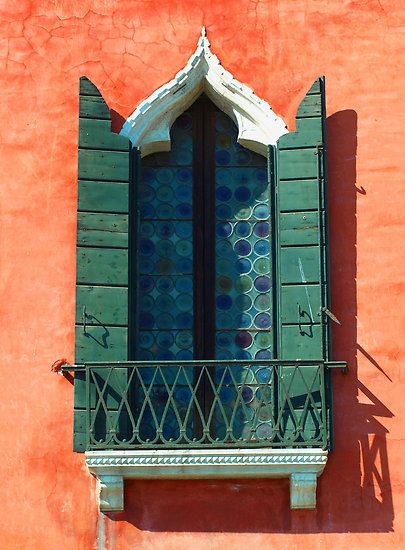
xmin=318 ymin=307 xmax=341 ymax=325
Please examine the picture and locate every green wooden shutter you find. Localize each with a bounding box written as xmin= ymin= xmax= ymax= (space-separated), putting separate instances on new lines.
xmin=73 ymin=77 xmax=133 ymax=451
xmin=274 ymin=77 xmax=330 ymax=444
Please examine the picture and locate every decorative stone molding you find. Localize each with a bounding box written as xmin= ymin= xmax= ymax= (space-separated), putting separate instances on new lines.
xmin=86 ymin=448 xmax=327 ymax=511
xmin=120 ymin=28 xmax=288 ymax=157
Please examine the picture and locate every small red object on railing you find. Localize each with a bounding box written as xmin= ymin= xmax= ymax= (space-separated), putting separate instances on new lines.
xmin=51 ymin=358 xmax=69 ymax=374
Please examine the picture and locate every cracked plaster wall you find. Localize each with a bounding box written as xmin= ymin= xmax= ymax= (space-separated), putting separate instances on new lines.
xmin=0 ymin=0 xmax=404 ymax=549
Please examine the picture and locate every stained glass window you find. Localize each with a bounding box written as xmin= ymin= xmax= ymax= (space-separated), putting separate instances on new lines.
xmin=135 ymin=95 xmax=272 ymax=442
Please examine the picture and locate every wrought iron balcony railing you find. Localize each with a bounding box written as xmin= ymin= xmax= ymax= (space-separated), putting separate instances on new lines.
xmin=69 ymin=360 xmax=345 ymax=451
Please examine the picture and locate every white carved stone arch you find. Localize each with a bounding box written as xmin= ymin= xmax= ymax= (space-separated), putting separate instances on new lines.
xmin=120 ymin=28 xmax=288 ymax=157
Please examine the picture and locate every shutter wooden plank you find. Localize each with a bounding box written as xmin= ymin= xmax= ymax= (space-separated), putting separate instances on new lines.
xmin=280 ymin=212 xmax=319 ymax=245
xmin=77 ymin=213 xmax=128 ymax=247
xmin=76 ymin=285 xmax=128 ymax=326
xmin=278 ymin=180 xmax=319 ymax=212
xmin=79 ymin=95 xmax=111 ymax=119
xmin=280 ymin=247 xmax=320 ymax=284
xmin=78 ymin=150 xmax=130 ymax=182
xmin=80 ymin=77 xmax=102 ymax=96
xmin=279 ymin=365 xmax=322 ymax=407
xmin=280 ymin=325 xmax=322 ymax=359
xmin=75 ymin=326 xmax=128 ymax=363
xmin=296 ymin=94 xmax=321 ymax=117
xmin=78 ymin=181 xmax=128 ymax=213
xmin=278 ymin=149 xmax=318 ymax=180
xmin=281 ymin=284 xmax=321 ymax=324
xmin=79 ymin=119 xmax=130 ymax=151
xmin=77 ymin=248 xmax=128 ymax=285
xmin=278 ymin=118 xmax=322 ymax=149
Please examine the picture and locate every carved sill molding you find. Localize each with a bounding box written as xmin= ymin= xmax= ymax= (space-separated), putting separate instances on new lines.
xmin=120 ymin=28 xmax=288 ymax=157
xmin=86 ymin=448 xmax=328 ymax=511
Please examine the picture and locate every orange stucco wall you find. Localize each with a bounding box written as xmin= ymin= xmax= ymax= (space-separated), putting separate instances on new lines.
xmin=1 ymin=1 xmax=404 ymax=548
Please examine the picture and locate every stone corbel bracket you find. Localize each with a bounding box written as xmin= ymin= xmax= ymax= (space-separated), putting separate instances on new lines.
xmin=86 ymin=448 xmax=327 ymax=511
xmin=120 ymin=28 xmax=288 ymax=157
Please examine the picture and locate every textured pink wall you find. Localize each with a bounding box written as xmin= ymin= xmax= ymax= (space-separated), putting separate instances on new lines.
xmin=0 ymin=0 xmax=404 ymax=548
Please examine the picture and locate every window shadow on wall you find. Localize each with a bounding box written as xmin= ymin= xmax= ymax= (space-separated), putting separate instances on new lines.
xmin=105 ymin=109 xmax=394 ymax=534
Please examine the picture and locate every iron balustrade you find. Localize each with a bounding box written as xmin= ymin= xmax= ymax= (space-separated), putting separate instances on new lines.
xmin=67 ymin=360 xmax=344 ymax=451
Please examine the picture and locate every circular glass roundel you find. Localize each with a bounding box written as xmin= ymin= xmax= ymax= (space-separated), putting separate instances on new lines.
xmin=216 ymin=294 xmax=233 ymax=310
xmin=235 ymin=294 xmax=252 ymax=311
xmin=254 ymin=293 xmax=271 ymax=311
xmin=258 ymin=406 xmax=272 ymax=422
xmin=236 ymin=313 xmax=253 ymax=329
xmin=219 ymin=387 xmax=234 ymax=404
xmin=156 ymin=276 xmax=174 ymax=293
xmin=156 ymin=240 xmax=174 ymax=258
xmin=235 ymin=258 xmax=252 ymax=274
xmin=140 ymin=184 xmax=155 ymax=202
xmin=156 ymin=350 xmax=174 ymax=361
xmin=241 ymin=386 xmax=254 ymax=404
xmin=177 ymin=293 xmax=193 ymax=312
xmin=156 ymin=313 xmax=173 ymax=329
xmin=176 ymin=257 xmax=192 ymax=273
xmin=156 ymin=221 xmax=174 ymax=239
xmin=216 ymin=222 xmax=233 ymax=238
xmin=255 ymin=331 xmax=272 ymax=348
xmin=175 ymin=184 xmax=192 ymax=203
xmin=156 ymin=331 xmax=174 ymax=349
xmin=140 ymin=222 xmax=154 ymax=238
xmin=156 ymin=258 xmax=174 ymax=274
xmin=235 ymin=331 xmax=253 ymax=349
xmin=253 ymin=204 xmax=269 ymax=220
xmin=216 ymin=312 xmax=232 ymax=329
xmin=254 ymin=312 xmax=272 ymax=329
xmin=140 ymin=203 xmax=155 ymax=219
xmin=217 ymin=275 xmax=233 ymax=292
xmin=139 ymin=275 xmax=154 ymax=293
xmin=176 ymin=349 xmax=193 ymax=360
xmin=253 ymin=221 xmax=270 ymax=238
xmin=253 ymin=184 xmax=268 ymax=203
xmin=216 ymin=331 xmax=233 ymax=348
xmin=175 ymin=221 xmax=192 ymax=238
xmin=255 ymin=348 xmax=272 ymax=359
xmin=235 ymin=186 xmax=251 ymax=203
xmin=156 ymin=185 xmax=174 ymax=202
xmin=216 ymin=239 xmax=233 ymax=257
xmin=175 ymin=276 xmax=192 ymax=293
xmin=176 ymin=312 xmax=193 ymax=328
xmin=175 ymin=331 xmax=193 ymax=349
xmin=175 ymin=239 xmax=193 ymax=257
xmin=139 ymin=294 xmax=154 ymax=312
xmin=176 ymin=167 xmax=192 ymax=183
xmin=235 ymin=275 xmax=253 ymax=293
xmin=217 ymin=258 xmax=233 ymax=274
xmin=139 ymin=312 xmax=154 ymax=330
xmin=234 ymin=239 xmax=252 ymax=257
xmin=156 ymin=168 xmax=174 ymax=184
xmin=216 ymin=203 xmax=232 ymax=220
xmin=176 ymin=203 xmax=192 ymax=218
xmin=156 ymin=203 xmax=174 ymax=219
xmin=254 ymin=257 xmax=271 ymax=275
xmin=256 ymin=367 xmax=271 ymax=383
xmin=139 ymin=257 xmax=154 ymax=274
xmin=139 ymin=239 xmax=155 ymax=256
xmin=175 ymin=387 xmax=192 ymax=406
xmin=234 ymin=221 xmax=251 ymax=238
xmin=215 ymin=150 xmax=231 ymax=165
xmin=139 ymin=332 xmax=154 ymax=349
xmin=254 ymin=239 xmax=270 ymax=256
xmin=235 ymin=206 xmax=252 ymax=220
xmin=256 ymin=422 xmax=273 ymax=439
xmin=254 ymin=276 xmax=271 ymax=292
xmin=216 ymin=186 xmax=232 ymax=202
xmin=156 ymin=294 xmax=175 ymax=313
